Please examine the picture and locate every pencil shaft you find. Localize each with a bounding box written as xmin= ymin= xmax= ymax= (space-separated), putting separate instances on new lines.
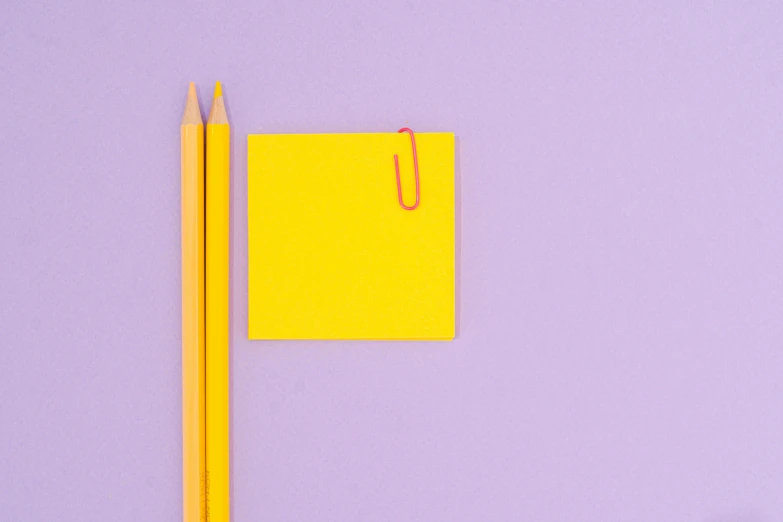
xmin=181 ymin=118 xmax=206 ymax=522
xmin=206 ymin=107 xmax=230 ymax=522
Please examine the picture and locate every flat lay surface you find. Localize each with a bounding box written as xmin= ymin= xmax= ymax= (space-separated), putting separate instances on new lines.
xmin=1 ymin=2 xmax=782 ymax=521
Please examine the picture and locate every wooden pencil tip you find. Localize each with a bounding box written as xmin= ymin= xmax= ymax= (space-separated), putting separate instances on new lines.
xmin=207 ymin=82 xmax=228 ymax=124
xmin=182 ymin=83 xmax=202 ymax=125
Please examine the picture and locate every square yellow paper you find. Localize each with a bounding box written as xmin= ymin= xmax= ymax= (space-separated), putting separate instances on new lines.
xmin=248 ymin=132 xmax=454 ymax=340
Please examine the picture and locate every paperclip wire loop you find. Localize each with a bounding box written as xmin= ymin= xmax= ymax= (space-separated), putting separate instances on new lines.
xmin=394 ymin=127 xmax=420 ymax=210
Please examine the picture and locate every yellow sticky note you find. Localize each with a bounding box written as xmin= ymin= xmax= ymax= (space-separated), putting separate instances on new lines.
xmin=248 ymin=132 xmax=455 ymax=340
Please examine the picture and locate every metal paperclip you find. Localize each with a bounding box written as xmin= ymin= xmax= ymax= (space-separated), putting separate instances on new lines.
xmin=394 ymin=127 xmax=420 ymax=210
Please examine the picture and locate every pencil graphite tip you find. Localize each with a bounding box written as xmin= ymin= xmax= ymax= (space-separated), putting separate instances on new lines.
xmin=207 ymin=81 xmax=228 ymax=124
xmin=182 ymin=82 xmax=202 ymax=125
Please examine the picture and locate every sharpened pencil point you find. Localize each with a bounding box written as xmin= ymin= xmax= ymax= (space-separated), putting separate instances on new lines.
xmin=207 ymin=82 xmax=229 ymax=125
xmin=182 ymin=83 xmax=203 ymax=125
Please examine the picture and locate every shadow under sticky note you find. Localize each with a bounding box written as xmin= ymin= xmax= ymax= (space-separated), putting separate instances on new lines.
xmin=248 ymin=132 xmax=455 ymax=340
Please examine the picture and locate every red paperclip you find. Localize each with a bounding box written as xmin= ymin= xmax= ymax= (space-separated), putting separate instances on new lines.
xmin=394 ymin=127 xmax=420 ymax=210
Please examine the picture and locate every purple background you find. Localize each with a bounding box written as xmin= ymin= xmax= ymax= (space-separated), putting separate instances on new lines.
xmin=1 ymin=2 xmax=782 ymax=521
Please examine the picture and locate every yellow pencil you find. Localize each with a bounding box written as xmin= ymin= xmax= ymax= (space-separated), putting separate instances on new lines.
xmin=206 ymin=81 xmax=230 ymax=522
xmin=181 ymin=82 xmax=206 ymax=522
